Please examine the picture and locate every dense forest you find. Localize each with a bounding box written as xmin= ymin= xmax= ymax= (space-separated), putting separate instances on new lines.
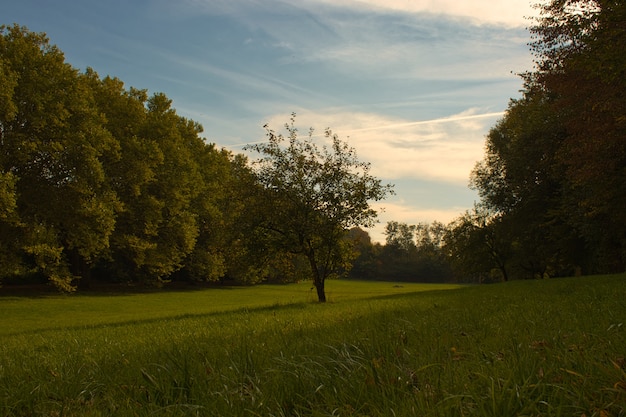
xmin=1 ymin=0 xmax=624 ymax=292
xmin=460 ymin=0 xmax=626 ymax=281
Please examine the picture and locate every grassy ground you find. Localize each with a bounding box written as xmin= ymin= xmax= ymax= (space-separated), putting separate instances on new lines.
xmin=0 ymin=280 xmax=457 ymax=337
xmin=0 ymin=275 xmax=624 ymax=416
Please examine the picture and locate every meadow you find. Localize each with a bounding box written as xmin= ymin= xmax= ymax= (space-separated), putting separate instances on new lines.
xmin=0 ymin=276 xmax=624 ymax=416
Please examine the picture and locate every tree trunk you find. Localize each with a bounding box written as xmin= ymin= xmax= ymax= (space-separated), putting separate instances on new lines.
xmin=69 ymin=249 xmax=92 ymax=289
xmin=315 ymin=279 xmax=326 ymax=303
xmin=498 ymin=264 xmax=509 ymax=282
xmin=306 ymin=248 xmax=326 ymax=302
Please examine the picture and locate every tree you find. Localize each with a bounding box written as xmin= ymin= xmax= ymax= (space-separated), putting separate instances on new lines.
xmin=0 ymin=25 xmax=120 ymax=290
xmin=468 ymin=0 xmax=625 ymax=276
xmin=469 ymin=92 xmax=582 ymax=278
xmin=415 ymin=221 xmax=446 ymax=251
xmin=245 ymin=114 xmax=393 ymax=302
xmin=412 ymin=221 xmax=453 ymax=282
xmin=529 ymin=0 xmax=626 ymax=271
xmin=87 ymin=71 xmax=213 ymax=285
xmin=346 ymin=227 xmax=381 ymax=280
xmin=443 ymin=206 xmax=512 ymax=283
xmin=187 ymin=150 xmax=279 ymax=285
xmin=180 ymin=147 xmax=238 ymax=284
xmin=384 ymin=221 xmax=417 ymax=253
xmin=0 ymin=51 xmax=20 ymax=276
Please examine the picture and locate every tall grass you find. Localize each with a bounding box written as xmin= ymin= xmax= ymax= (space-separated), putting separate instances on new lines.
xmin=0 ymin=275 xmax=624 ymax=416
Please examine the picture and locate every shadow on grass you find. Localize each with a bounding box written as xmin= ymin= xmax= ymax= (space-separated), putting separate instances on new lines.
xmin=0 ymin=280 xmax=241 ymax=299
xmin=2 ymin=298 xmax=313 ymax=337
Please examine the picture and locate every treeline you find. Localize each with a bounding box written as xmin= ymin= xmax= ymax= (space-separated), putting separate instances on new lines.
xmin=346 ymin=222 xmax=453 ymax=283
xmin=0 ymin=24 xmax=448 ymax=290
xmin=443 ymin=0 xmax=626 ymax=281
xmin=2 ymin=0 xmax=625 ymax=291
xmin=352 ymin=0 xmax=626 ymax=283
xmin=0 ymin=25 xmax=294 ymax=290
xmin=1 ymin=25 xmax=396 ymax=293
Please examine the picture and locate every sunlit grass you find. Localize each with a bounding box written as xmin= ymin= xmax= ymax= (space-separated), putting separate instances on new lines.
xmin=0 ymin=280 xmax=458 ymax=337
xmin=0 ymin=275 xmax=624 ymax=416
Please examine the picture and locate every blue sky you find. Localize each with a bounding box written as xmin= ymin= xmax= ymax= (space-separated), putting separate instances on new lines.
xmin=5 ymin=0 xmax=536 ymax=242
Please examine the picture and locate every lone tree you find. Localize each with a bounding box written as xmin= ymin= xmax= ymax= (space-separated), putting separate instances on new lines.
xmin=245 ymin=114 xmax=393 ymax=302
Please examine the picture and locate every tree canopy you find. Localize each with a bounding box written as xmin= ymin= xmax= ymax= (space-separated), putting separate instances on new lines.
xmin=462 ymin=0 xmax=626 ymax=279
xmin=245 ymin=116 xmax=394 ymax=301
xmin=3 ymin=0 xmax=624 ymax=293
xmin=0 ymin=25 xmax=254 ymax=290
xmin=0 ymin=26 xmax=394 ymax=294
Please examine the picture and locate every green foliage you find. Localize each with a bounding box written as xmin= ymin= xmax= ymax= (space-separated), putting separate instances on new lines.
xmin=465 ymin=0 xmax=626 ymax=278
xmin=443 ymin=206 xmax=512 ymax=283
xmin=1 ymin=26 xmax=259 ymax=289
xmin=0 ymin=24 xmax=121 ymax=288
xmin=245 ymin=114 xmax=394 ymax=301
xmin=0 ymin=275 xmax=623 ymax=416
xmin=385 ymin=221 xmax=417 ymax=252
xmin=3 ymin=26 xmax=397 ymax=290
xmin=0 ymin=174 xmax=26 ymax=281
xmin=352 ymin=221 xmax=453 ymax=283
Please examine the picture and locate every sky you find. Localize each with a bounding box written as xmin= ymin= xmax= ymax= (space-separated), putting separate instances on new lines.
xmin=5 ymin=0 xmax=537 ymax=243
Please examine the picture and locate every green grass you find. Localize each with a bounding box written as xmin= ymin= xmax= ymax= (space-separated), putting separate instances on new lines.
xmin=1 ymin=276 xmax=625 ymax=416
xmin=0 ymin=281 xmax=456 ymax=337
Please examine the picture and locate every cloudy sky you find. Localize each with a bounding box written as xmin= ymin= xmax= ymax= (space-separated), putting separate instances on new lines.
xmin=5 ymin=0 xmax=536 ymax=242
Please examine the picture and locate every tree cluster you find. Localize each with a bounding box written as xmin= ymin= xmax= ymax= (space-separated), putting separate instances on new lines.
xmin=0 ymin=25 xmax=256 ymax=290
xmin=0 ymin=25 xmax=392 ymax=300
xmin=445 ymin=0 xmax=626 ymax=281
xmin=346 ymin=221 xmax=454 ymax=283
xmin=3 ymin=0 xmax=623 ymax=293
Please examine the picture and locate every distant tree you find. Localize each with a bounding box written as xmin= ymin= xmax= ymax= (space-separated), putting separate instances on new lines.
xmin=443 ymin=206 xmax=512 ymax=283
xmin=373 ymin=221 xmax=454 ymax=283
xmin=379 ymin=221 xmax=418 ymax=280
xmin=346 ymin=227 xmax=381 ymax=280
xmin=384 ymin=221 xmax=417 ymax=254
xmin=413 ymin=221 xmax=453 ymax=281
xmin=415 ymin=221 xmax=446 ymax=252
xmin=245 ymin=114 xmax=393 ymax=302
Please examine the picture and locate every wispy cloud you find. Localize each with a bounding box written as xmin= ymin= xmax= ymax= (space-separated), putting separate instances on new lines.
xmin=154 ymin=0 xmax=522 ymax=240
xmin=7 ymin=0 xmax=531 ymax=245
xmin=331 ymin=111 xmax=505 ymax=132
xmin=229 ymin=106 xmax=496 ymax=243
xmin=309 ymin=0 xmax=538 ymax=27
xmin=174 ymin=0 xmax=532 ymax=80
xmin=179 ymin=0 xmax=537 ymax=27
xmin=259 ymin=108 xmax=501 ymax=184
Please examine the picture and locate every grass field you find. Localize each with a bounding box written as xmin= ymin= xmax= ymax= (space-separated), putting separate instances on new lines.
xmin=0 ymin=281 xmax=457 ymax=337
xmin=1 ymin=276 xmax=625 ymax=416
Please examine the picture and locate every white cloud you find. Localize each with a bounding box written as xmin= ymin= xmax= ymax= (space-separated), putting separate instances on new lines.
xmin=238 ymin=108 xmax=497 ymax=243
xmin=310 ymin=0 xmax=538 ymax=27
xmin=274 ymin=8 xmax=532 ymax=80
xmin=149 ymin=0 xmax=526 ymax=246
xmin=175 ymin=0 xmax=534 ymax=80
xmin=262 ymin=108 xmax=502 ymax=184
xmin=365 ymin=200 xmax=469 ymax=243
xmin=176 ymin=0 xmax=537 ymax=27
